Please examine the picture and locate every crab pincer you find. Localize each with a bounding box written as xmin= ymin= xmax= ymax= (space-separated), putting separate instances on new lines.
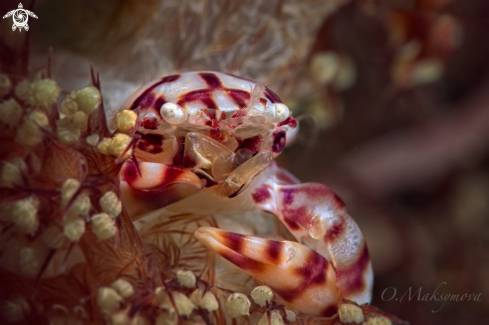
xmin=196 ymin=164 xmax=373 ymax=316
xmin=195 ymin=226 xmax=340 ymax=316
xmin=120 ymin=160 xmax=203 ymax=218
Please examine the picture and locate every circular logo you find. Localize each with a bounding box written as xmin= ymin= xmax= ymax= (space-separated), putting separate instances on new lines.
xmin=13 ymin=9 xmax=28 ymax=28
xmin=2 ymin=3 xmax=38 ymax=32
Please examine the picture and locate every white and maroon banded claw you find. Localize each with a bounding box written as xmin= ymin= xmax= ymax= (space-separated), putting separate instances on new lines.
xmin=195 ymin=164 xmax=373 ymax=315
xmin=195 ymin=227 xmax=340 ymax=316
xmin=120 ymin=160 xmax=203 ymax=219
xmin=250 ymin=166 xmax=373 ymax=307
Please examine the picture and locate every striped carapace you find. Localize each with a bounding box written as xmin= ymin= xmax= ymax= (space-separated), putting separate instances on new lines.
xmin=120 ymin=71 xmax=296 ymax=166
xmin=119 ymin=71 xmax=373 ymax=316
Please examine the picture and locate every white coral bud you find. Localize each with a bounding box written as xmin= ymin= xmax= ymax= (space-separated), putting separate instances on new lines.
xmin=14 ymin=80 xmax=31 ymax=102
xmin=173 ymin=299 xmax=196 ymax=317
xmin=0 ymin=98 xmax=22 ymax=125
xmin=410 ymin=59 xmax=443 ymax=86
xmin=97 ymin=287 xmax=123 ymax=312
xmin=28 ymin=79 xmax=60 ymax=107
xmin=69 ymin=192 xmax=91 ymax=216
xmin=12 ymin=196 xmax=39 ymax=234
xmin=109 ymin=133 xmax=132 ymax=159
xmin=338 ymin=303 xmax=364 ymax=324
xmin=0 ymin=162 xmax=23 ymax=188
xmin=310 ymin=52 xmax=339 ymax=85
xmin=60 ymin=95 xmax=78 ymax=116
xmin=251 ymin=285 xmax=273 ymax=307
xmin=28 ymin=110 xmax=50 ymax=126
xmin=189 ymin=288 xmax=219 ymax=312
xmin=91 ymin=213 xmax=116 ymax=241
xmin=257 ymin=310 xmax=284 ymax=325
xmin=285 ymin=310 xmax=296 ymax=322
xmin=168 ymin=292 xmax=195 ymax=316
xmin=112 ymin=279 xmax=134 ymax=298
xmin=72 ymin=111 xmax=88 ymax=129
xmin=61 ymin=178 xmax=80 ymax=206
xmin=224 ymin=293 xmax=250 ymax=318
xmin=116 ymin=110 xmax=138 ymax=132
xmin=63 ymin=216 xmax=85 ymax=242
xmin=365 ymin=316 xmax=392 ymax=325
xmin=155 ymin=288 xmax=195 ymax=316
xmin=177 ymin=270 xmax=196 ymax=288
xmin=111 ymin=310 xmax=129 ymax=325
xmin=76 ymin=86 xmax=101 ymax=115
xmin=56 ymin=117 xmax=80 ymax=144
xmin=61 ymin=179 xmax=90 ymax=215
xmin=99 ymin=191 xmax=122 ymax=218
xmin=97 ymin=137 xmax=113 ymax=155
xmin=154 ymin=287 xmax=166 ymax=304
xmin=16 ymin=110 xmax=49 ymax=146
xmin=86 ymin=134 xmax=100 ymax=146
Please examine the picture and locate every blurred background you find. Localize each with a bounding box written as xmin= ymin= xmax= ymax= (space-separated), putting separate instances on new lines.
xmin=282 ymin=1 xmax=489 ymax=323
xmin=1 ymin=0 xmax=489 ymax=323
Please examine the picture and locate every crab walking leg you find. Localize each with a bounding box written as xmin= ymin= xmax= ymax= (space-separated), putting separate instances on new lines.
xmin=195 ymin=227 xmax=340 ymax=316
xmin=251 ymin=174 xmax=374 ymax=305
xmin=120 ymin=160 xmax=204 ymax=219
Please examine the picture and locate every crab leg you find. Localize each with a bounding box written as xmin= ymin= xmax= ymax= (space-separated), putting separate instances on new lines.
xmin=195 ymin=227 xmax=340 ymax=316
xmin=251 ymin=179 xmax=373 ymax=305
xmin=120 ymin=160 xmax=204 ymax=219
xmin=195 ymin=164 xmax=373 ymax=315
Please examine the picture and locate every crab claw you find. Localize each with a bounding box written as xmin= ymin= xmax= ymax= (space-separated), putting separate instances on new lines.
xmin=251 ymin=168 xmax=374 ymax=306
xmin=120 ymin=160 xmax=204 ymax=219
xmin=195 ymin=226 xmax=340 ymax=316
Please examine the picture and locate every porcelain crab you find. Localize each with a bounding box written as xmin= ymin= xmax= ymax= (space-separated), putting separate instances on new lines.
xmin=118 ymin=71 xmax=373 ymax=316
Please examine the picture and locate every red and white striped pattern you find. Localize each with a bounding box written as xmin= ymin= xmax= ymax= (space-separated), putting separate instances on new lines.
xmin=121 ymin=71 xmax=282 ymax=119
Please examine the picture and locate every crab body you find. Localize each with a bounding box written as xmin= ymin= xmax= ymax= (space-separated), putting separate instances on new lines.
xmin=118 ymin=71 xmax=373 ymax=316
xmin=119 ymin=71 xmax=295 ymax=217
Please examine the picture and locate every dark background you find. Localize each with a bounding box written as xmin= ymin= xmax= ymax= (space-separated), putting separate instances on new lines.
xmin=281 ymin=1 xmax=489 ymax=323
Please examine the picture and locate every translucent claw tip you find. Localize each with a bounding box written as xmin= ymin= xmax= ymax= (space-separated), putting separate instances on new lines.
xmin=221 ymin=151 xmax=273 ymax=197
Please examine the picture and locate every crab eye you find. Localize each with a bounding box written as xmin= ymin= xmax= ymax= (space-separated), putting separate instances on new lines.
xmin=160 ymin=102 xmax=187 ymax=124
xmin=273 ymin=103 xmax=289 ymax=122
